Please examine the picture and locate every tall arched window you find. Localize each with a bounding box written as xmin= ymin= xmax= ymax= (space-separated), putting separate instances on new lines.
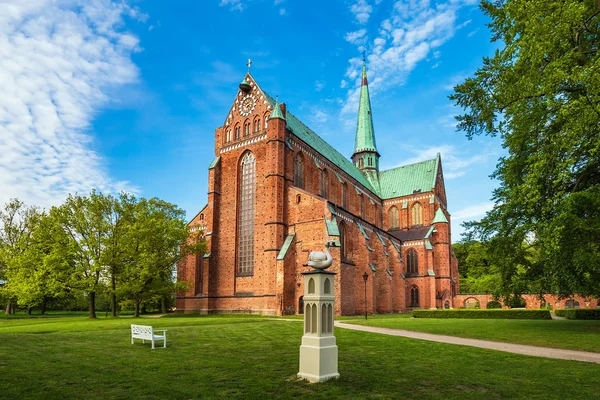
xmin=410 ymin=286 xmax=420 ymax=307
xmin=294 ymin=153 xmax=304 ymax=188
xmin=320 ymin=169 xmax=329 ymax=198
xmin=411 ymin=202 xmax=423 ymax=226
xmin=339 ymin=221 xmax=347 ymax=261
xmin=238 ymin=152 xmax=256 ymax=275
xmin=253 ymin=117 xmax=261 ymax=133
xmin=389 ymin=206 xmax=399 ymax=229
xmin=235 ymin=125 xmax=241 ymax=140
xmin=407 ymin=249 xmax=418 ymax=275
xmin=225 ymin=129 xmax=232 ymax=143
xmin=243 ymin=120 xmax=251 ymax=136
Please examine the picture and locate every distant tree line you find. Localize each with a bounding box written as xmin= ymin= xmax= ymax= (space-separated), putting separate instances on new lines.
xmin=0 ymin=191 xmax=204 ymax=318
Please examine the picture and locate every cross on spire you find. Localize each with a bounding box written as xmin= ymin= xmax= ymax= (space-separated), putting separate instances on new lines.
xmin=246 ymin=58 xmax=253 ymax=73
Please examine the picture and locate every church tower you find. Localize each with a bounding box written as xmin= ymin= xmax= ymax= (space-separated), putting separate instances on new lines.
xmin=351 ymin=62 xmax=380 ymax=191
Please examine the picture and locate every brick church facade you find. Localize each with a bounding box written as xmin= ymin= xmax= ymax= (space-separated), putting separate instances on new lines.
xmin=177 ymin=64 xmax=460 ymax=315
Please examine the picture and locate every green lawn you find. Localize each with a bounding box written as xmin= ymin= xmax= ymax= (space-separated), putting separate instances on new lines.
xmin=342 ymin=313 xmax=600 ymax=352
xmin=1 ymin=315 xmax=599 ymax=399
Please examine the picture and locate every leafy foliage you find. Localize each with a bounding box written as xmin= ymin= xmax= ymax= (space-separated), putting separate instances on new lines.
xmin=451 ymin=0 xmax=600 ymax=298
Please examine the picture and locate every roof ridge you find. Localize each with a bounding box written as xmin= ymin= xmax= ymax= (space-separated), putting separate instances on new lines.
xmin=261 ymin=87 xmax=379 ymax=196
xmin=380 ymin=157 xmax=437 ymax=174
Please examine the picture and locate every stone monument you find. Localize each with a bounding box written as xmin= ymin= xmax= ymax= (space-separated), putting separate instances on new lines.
xmin=298 ymin=241 xmax=340 ymax=383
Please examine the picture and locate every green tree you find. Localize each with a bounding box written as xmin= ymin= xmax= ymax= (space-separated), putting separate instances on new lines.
xmin=2 ymin=211 xmax=73 ymax=314
xmin=0 ymin=199 xmax=41 ymax=314
xmin=120 ymin=198 xmax=204 ymax=317
xmin=101 ymin=192 xmax=136 ymax=317
xmin=451 ymin=0 xmax=600 ymax=298
xmin=55 ymin=191 xmax=113 ymax=318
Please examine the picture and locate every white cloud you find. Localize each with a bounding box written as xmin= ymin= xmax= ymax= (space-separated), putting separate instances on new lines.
xmin=467 ymin=28 xmax=479 ymax=37
xmin=279 ymin=8 xmax=286 ymax=15
xmin=220 ymin=0 xmax=244 ymax=12
xmin=315 ymin=80 xmax=326 ymax=92
xmin=350 ymin=0 xmax=373 ymax=24
xmin=345 ymin=29 xmax=368 ymax=45
xmin=442 ymin=73 xmax=468 ymax=90
xmin=394 ymin=144 xmax=492 ymax=180
xmin=452 ymin=202 xmax=494 ymax=220
xmin=341 ymin=0 xmax=477 ymax=116
xmin=0 ymin=0 xmax=140 ymax=208
xmin=312 ymin=109 xmax=329 ymax=124
xmin=457 ymin=19 xmax=471 ymax=29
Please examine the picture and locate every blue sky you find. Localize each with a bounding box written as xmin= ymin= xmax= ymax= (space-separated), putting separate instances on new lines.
xmin=0 ymin=0 xmax=503 ymax=241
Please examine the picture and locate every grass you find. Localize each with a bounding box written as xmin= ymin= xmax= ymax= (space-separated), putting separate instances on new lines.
xmin=1 ymin=315 xmax=600 ymax=399
xmin=343 ymin=313 xmax=600 ymax=352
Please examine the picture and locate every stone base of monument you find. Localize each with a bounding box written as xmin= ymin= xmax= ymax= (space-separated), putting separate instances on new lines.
xmin=298 ymin=334 xmax=340 ymax=383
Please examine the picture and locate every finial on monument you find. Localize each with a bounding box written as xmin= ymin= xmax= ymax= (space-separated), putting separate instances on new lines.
xmin=246 ymin=58 xmax=253 ymax=73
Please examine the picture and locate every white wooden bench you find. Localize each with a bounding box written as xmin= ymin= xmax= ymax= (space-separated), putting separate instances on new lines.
xmin=131 ymin=324 xmax=167 ymax=349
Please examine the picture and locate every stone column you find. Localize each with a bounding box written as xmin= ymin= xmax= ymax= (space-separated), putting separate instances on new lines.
xmin=298 ymin=270 xmax=339 ymax=383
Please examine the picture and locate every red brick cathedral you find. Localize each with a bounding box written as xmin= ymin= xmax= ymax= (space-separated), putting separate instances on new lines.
xmin=177 ymin=64 xmax=460 ymax=315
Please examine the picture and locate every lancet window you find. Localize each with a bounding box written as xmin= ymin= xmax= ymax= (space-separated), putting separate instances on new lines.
xmin=237 ymin=152 xmax=256 ymax=275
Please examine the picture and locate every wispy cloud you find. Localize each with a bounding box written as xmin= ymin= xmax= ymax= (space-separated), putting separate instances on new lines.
xmin=220 ymin=0 xmax=245 ymax=12
xmin=311 ymin=109 xmax=329 ymax=124
xmin=452 ymin=202 xmax=494 ymax=220
xmin=0 ymin=0 xmax=141 ymax=208
xmin=315 ymin=80 xmax=326 ymax=92
xmin=274 ymin=0 xmax=286 ymax=15
xmin=467 ymin=28 xmax=479 ymax=37
xmin=341 ymin=0 xmax=478 ymax=117
xmin=391 ymin=144 xmax=492 ymax=180
xmin=345 ymin=29 xmax=368 ymax=45
xmin=350 ymin=0 xmax=373 ymax=24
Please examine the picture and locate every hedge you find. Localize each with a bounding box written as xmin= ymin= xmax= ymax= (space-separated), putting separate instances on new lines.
xmin=413 ymin=309 xmax=551 ymax=320
xmin=555 ymin=309 xmax=600 ymax=320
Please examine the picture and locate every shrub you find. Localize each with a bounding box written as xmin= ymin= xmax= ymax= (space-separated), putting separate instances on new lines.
xmin=413 ymin=309 xmax=551 ymax=320
xmin=555 ymin=309 xmax=600 ymax=320
xmin=486 ymin=301 xmax=502 ymax=309
xmin=506 ymin=295 xmax=526 ymax=308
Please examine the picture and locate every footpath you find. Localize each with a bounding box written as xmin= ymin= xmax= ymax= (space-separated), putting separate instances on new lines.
xmin=334 ymin=321 xmax=600 ymax=364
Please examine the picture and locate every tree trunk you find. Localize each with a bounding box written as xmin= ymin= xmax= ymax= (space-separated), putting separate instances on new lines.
xmin=27 ymin=307 xmax=32 ymax=315
xmin=161 ymin=296 xmax=167 ymax=314
xmin=111 ymin=276 xmax=117 ymax=317
xmin=41 ymin=298 xmax=47 ymax=315
xmin=134 ymin=299 xmax=140 ymax=318
xmin=4 ymin=303 xmax=11 ymax=315
xmin=88 ymin=292 xmax=97 ymax=319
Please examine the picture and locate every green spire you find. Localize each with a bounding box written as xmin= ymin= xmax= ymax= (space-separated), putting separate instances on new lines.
xmin=353 ymin=64 xmax=378 ymax=155
xmin=269 ymin=96 xmax=285 ymax=120
xmin=432 ymin=208 xmax=449 ymax=224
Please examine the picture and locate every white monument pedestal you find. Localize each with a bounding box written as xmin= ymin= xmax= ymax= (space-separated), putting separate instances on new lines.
xmin=298 ymin=270 xmax=339 ymax=383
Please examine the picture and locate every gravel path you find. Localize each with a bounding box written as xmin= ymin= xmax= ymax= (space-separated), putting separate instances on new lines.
xmin=335 ymin=321 xmax=600 ymax=364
